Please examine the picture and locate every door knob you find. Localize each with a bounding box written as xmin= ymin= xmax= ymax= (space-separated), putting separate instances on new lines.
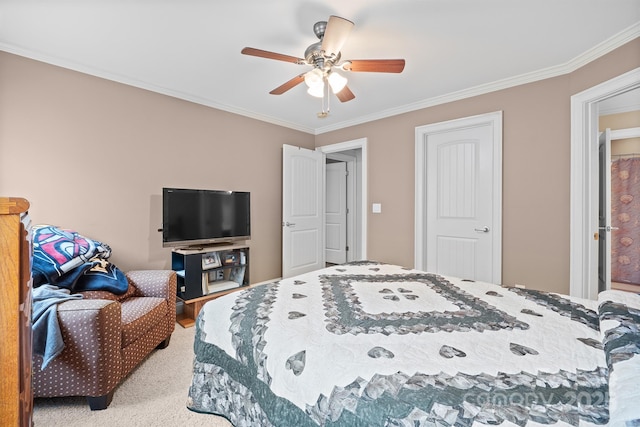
xmin=598 ymin=226 xmax=619 ymax=232
xmin=474 ymin=226 xmax=490 ymax=233
xmin=283 ymin=221 xmax=296 ymax=227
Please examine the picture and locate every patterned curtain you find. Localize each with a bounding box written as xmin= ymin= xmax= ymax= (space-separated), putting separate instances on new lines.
xmin=611 ymin=158 xmax=640 ymax=285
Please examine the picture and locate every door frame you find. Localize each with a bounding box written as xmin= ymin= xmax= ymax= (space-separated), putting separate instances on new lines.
xmin=569 ymin=67 xmax=640 ymax=299
xmin=318 ymin=138 xmax=368 ymax=261
xmin=415 ymin=111 xmax=503 ymax=283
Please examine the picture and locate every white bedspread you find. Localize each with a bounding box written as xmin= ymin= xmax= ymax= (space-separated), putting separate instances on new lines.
xmin=188 ymin=262 xmax=639 ymax=426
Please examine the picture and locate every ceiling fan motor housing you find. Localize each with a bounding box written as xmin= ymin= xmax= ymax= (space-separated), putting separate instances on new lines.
xmin=313 ymin=21 xmax=327 ymax=39
xmin=304 ymin=41 xmax=325 ymax=68
xmin=306 ymin=20 xmax=343 ymax=69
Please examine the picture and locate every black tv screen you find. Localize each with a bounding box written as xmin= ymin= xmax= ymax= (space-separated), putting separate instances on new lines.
xmin=162 ymin=188 xmax=251 ymax=248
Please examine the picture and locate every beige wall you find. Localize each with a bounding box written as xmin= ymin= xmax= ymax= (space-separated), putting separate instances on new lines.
xmin=316 ymin=38 xmax=640 ymax=293
xmin=1 ymin=38 xmax=639 ymax=293
xmin=600 ymin=110 xmax=640 ymax=131
xmin=0 ymin=53 xmax=315 ymax=283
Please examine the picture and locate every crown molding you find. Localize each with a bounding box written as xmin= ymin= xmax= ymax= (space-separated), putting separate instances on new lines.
xmin=0 ymin=43 xmax=316 ymax=135
xmin=315 ymin=22 xmax=640 ymax=135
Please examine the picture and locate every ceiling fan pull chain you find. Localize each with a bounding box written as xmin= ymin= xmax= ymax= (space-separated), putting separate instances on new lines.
xmin=326 ymin=80 xmax=331 ymax=114
xmin=317 ymin=97 xmax=325 ymax=118
xmin=318 ymin=78 xmax=330 ymax=118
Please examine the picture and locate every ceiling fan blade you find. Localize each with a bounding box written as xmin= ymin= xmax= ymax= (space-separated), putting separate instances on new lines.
xmin=343 ymin=59 xmax=405 ymax=73
xmin=335 ymin=85 xmax=355 ymax=102
xmin=269 ymin=74 xmax=306 ymax=95
xmin=321 ymin=15 xmax=354 ymax=58
xmin=241 ymin=47 xmax=305 ymax=65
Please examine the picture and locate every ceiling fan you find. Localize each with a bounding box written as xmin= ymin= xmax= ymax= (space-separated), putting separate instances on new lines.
xmin=241 ymin=15 xmax=405 ymax=117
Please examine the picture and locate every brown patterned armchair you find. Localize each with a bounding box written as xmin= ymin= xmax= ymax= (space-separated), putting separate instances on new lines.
xmin=32 ymin=270 xmax=176 ymax=410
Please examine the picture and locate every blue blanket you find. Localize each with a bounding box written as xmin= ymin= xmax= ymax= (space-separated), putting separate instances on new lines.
xmin=32 ymin=225 xmax=128 ymax=294
xmin=32 ymin=285 xmax=83 ymax=369
xmin=31 ymin=225 xmax=129 ymax=368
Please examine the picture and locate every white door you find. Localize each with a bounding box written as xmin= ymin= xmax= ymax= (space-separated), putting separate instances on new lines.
xmin=420 ymin=116 xmax=501 ymax=283
xmin=598 ymin=128 xmax=613 ymax=292
xmin=325 ymin=161 xmax=347 ymax=264
xmin=282 ymin=144 xmax=324 ymax=278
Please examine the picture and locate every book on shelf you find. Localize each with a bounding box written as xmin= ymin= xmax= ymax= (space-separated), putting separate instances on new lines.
xmin=201 ymin=268 xmax=243 ymax=295
xmin=229 ymin=265 xmax=246 ymax=285
xmin=206 ymin=280 xmax=240 ymax=295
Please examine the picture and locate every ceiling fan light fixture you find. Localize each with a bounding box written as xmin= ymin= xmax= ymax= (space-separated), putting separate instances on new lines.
xmin=327 ymin=71 xmax=347 ymax=93
xmin=307 ymin=85 xmax=325 ymax=98
xmin=242 ymin=15 xmax=404 ymax=115
xmin=304 ymin=68 xmax=324 ymax=88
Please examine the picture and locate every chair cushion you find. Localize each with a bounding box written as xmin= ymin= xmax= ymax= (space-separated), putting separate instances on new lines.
xmin=120 ymin=297 xmax=167 ymax=347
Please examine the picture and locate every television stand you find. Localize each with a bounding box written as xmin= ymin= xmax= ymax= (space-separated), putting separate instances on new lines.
xmin=171 ymin=243 xmax=249 ymax=327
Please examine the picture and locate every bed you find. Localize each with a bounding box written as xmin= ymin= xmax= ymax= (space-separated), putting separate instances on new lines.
xmin=187 ymin=261 xmax=640 ymax=426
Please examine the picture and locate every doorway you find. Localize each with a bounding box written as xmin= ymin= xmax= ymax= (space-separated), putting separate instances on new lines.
xmin=319 ymin=138 xmax=368 ymax=262
xmin=325 ymin=153 xmax=356 ymax=264
xmin=569 ymin=67 xmax=640 ymax=299
xmin=281 ymin=140 xmax=367 ymax=278
xmin=599 ymin=125 xmax=640 ymax=293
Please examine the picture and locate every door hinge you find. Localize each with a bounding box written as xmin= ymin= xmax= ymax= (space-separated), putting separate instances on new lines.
xmin=346 ymin=246 xmax=349 ymax=252
xmin=345 ymin=170 xmax=349 ymax=176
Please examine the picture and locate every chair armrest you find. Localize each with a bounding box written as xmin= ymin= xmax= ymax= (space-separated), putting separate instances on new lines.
xmin=33 ymin=299 xmax=123 ymax=397
xmin=126 ymin=270 xmax=176 ymax=302
xmin=56 ymin=299 xmax=122 ymax=353
xmin=56 ymin=299 xmax=122 ymax=360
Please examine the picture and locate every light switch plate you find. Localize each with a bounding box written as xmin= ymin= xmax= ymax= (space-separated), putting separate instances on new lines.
xmin=372 ymin=203 xmax=382 ymax=213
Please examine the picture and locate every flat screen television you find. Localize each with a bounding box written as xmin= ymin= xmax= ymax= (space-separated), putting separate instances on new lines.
xmin=162 ymin=187 xmax=251 ymax=248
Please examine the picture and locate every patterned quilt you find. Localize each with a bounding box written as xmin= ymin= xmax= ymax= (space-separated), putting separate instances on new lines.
xmin=187 ymin=261 xmax=640 ymax=426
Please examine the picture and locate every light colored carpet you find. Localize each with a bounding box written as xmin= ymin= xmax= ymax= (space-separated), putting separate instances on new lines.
xmin=33 ymin=323 xmax=232 ymax=427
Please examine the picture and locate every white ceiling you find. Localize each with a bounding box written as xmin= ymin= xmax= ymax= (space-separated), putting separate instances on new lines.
xmin=1 ymin=1 xmax=639 ymax=134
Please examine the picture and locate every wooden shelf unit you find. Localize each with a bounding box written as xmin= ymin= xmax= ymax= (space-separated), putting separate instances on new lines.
xmin=172 ymin=243 xmax=249 ymax=328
